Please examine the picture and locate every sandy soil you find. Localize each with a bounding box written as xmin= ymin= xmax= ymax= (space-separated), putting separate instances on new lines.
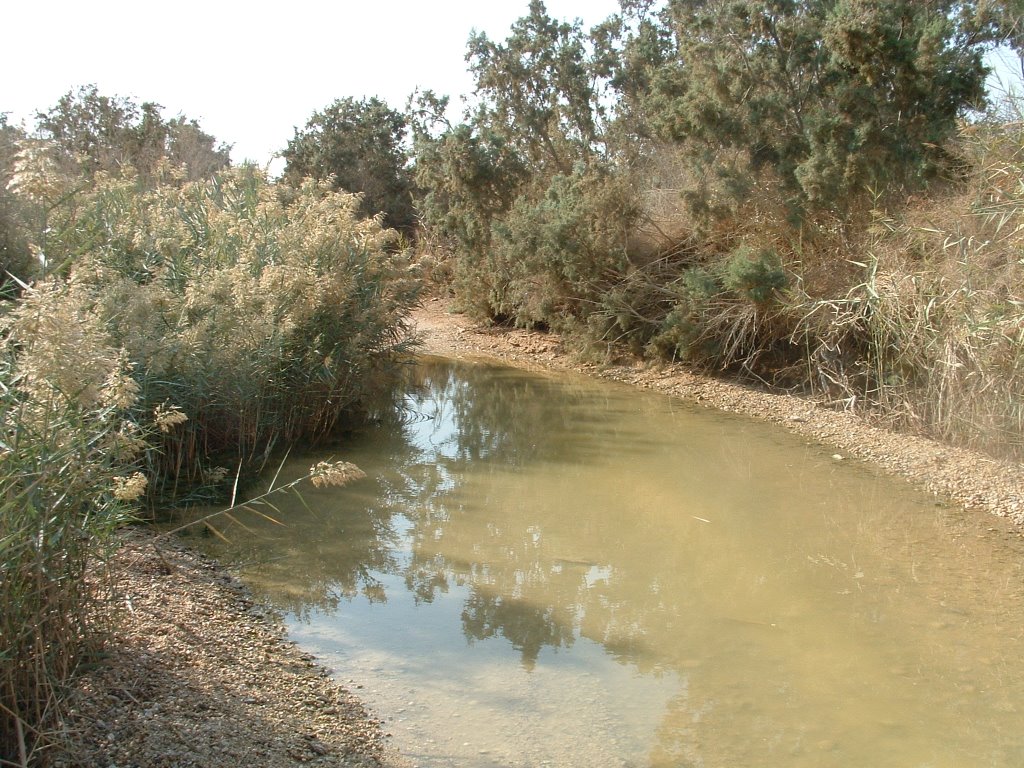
xmin=55 ymin=531 xmax=409 ymax=768
xmin=54 ymin=296 xmax=1024 ymax=768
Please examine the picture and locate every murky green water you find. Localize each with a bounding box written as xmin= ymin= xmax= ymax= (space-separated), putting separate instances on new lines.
xmin=189 ymin=357 xmax=1024 ymax=767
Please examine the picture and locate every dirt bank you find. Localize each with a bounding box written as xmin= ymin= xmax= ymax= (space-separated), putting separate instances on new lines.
xmin=412 ymin=297 xmax=1024 ymax=531
xmin=56 ymin=531 xmax=408 ymax=768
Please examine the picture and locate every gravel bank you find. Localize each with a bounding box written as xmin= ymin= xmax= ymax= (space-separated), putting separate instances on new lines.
xmin=56 ymin=531 xmax=408 ymax=768
xmin=412 ymin=297 xmax=1024 ymax=530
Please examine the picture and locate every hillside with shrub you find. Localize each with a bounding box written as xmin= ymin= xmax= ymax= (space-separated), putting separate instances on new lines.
xmin=411 ymin=0 xmax=1024 ymax=460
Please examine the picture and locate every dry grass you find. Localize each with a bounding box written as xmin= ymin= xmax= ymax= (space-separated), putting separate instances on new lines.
xmin=576 ymin=119 xmax=1024 ymax=458
xmin=778 ymin=120 xmax=1024 ymax=456
xmin=13 ymin=166 xmax=420 ymax=500
xmin=1 ymin=158 xmax=420 ymax=764
xmin=0 ymin=341 xmax=138 ymax=764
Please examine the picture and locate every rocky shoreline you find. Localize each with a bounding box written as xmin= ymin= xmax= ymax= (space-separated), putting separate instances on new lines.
xmin=56 ymin=297 xmax=1024 ymax=767
xmin=56 ymin=531 xmax=408 ymax=768
xmin=412 ymin=298 xmax=1024 ymax=531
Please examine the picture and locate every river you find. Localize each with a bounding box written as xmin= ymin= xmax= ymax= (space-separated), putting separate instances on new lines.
xmin=188 ymin=356 xmax=1024 ymax=767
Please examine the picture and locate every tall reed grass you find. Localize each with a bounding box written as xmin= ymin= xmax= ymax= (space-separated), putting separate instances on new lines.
xmin=784 ymin=119 xmax=1024 ymax=455
xmin=0 ymin=320 xmax=140 ymax=764
xmin=1 ymin=159 xmax=421 ymax=763
xmin=15 ymin=165 xmax=420 ymax=500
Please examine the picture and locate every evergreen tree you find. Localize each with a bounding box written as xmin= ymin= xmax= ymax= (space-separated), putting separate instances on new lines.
xmin=282 ymin=97 xmax=415 ymax=235
xmin=644 ymin=0 xmax=993 ymax=213
xmin=36 ymin=85 xmax=230 ymax=183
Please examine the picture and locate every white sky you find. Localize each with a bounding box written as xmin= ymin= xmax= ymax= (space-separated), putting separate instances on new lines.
xmin=4 ymin=0 xmax=622 ymax=169
xmin=6 ymin=1 xmax=1021 ymax=171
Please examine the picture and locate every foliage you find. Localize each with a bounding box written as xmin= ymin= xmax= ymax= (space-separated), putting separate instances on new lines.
xmin=638 ymin=110 xmax=1024 ymax=458
xmin=788 ymin=118 xmax=1024 ymax=454
xmin=413 ymin=122 xmax=528 ymax=262
xmin=4 ymin=86 xmax=232 ymax=291
xmin=11 ymin=166 xmax=420 ymax=499
xmin=35 ymin=85 xmax=231 ymax=184
xmin=0 ymin=89 xmax=422 ymax=760
xmin=282 ymin=97 xmax=416 ymax=235
xmin=590 ymin=0 xmax=677 ymax=156
xmin=0 ymin=309 xmax=141 ymax=763
xmin=466 ymin=0 xmax=605 ymax=174
xmin=0 ymin=115 xmax=34 ymax=294
xmin=483 ymin=168 xmax=639 ymax=328
xmin=974 ymin=0 xmax=1024 ymax=52
xmin=645 ymin=0 xmax=993 ymax=214
xmin=723 ymin=246 xmax=788 ymax=304
xmin=640 ymin=245 xmax=791 ymax=367
xmin=415 ymin=0 xmax=636 ymax=325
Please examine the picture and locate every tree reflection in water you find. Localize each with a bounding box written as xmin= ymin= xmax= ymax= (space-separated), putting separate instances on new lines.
xmin=186 ymin=357 xmax=1024 ymax=767
xmin=396 ymin=358 xmax=666 ymax=669
xmin=185 ymin=357 xmax=653 ymax=660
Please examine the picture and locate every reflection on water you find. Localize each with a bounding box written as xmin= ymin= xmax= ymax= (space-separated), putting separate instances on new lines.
xmin=186 ymin=357 xmax=1024 ymax=767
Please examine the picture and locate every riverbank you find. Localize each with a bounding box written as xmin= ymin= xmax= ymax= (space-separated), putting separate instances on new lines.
xmin=412 ymin=297 xmax=1024 ymax=532
xmin=55 ymin=296 xmax=1023 ymax=767
xmin=55 ymin=531 xmax=408 ymax=768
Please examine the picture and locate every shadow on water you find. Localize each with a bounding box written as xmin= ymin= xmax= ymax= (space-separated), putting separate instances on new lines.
xmin=180 ymin=356 xmax=1024 ymax=767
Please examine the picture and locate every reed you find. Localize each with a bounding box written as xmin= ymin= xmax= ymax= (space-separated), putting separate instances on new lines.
xmin=783 ymin=119 xmax=1024 ymax=456
xmin=15 ymin=165 xmax=420 ymax=502
xmin=0 ymin=161 xmax=420 ymax=763
xmin=0 ymin=344 xmax=138 ymax=764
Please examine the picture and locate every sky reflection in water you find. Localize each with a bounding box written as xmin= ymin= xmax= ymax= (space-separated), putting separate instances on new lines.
xmin=193 ymin=357 xmax=1024 ymax=768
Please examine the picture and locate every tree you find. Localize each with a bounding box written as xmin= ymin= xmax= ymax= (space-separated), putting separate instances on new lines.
xmin=35 ymin=85 xmax=230 ymax=183
xmin=413 ymin=1 xmax=641 ymax=326
xmin=976 ymin=0 xmax=1024 ymax=52
xmin=413 ymin=123 xmax=528 ymax=258
xmin=282 ymin=97 xmax=416 ymax=235
xmin=590 ymin=0 xmax=676 ymax=151
xmin=35 ymin=85 xmax=138 ymax=177
xmin=466 ymin=0 xmax=605 ymax=175
xmin=163 ymin=115 xmax=233 ymax=180
xmin=643 ymin=0 xmax=993 ymax=213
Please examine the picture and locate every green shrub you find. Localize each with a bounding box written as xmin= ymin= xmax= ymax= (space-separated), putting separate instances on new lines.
xmin=451 ymin=168 xmax=638 ymax=329
xmin=645 ymin=266 xmax=723 ymax=362
xmin=282 ymin=97 xmax=416 ymax=235
xmin=723 ymin=247 xmax=788 ymax=304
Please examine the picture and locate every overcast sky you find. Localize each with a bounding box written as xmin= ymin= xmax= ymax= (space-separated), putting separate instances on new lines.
xmin=5 ymin=0 xmax=622 ymax=168
xmin=7 ymin=1 xmax=1021 ymax=171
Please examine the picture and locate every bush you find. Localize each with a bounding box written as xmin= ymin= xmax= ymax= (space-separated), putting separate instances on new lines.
xmin=0 ymin=294 xmax=141 ymax=763
xmin=283 ymin=97 xmax=416 ymax=235
xmin=21 ymin=166 xmax=421 ymax=500
xmin=723 ymin=247 xmax=788 ymax=304
xmin=449 ymin=167 xmax=638 ymax=329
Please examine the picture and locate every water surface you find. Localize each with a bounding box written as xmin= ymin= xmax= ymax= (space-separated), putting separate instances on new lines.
xmin=191 ymin=357 xmax=1024 ymax=767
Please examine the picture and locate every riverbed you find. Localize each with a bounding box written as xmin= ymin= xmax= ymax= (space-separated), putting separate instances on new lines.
xmin=196 ymin=354 xmax=1024 ymax=767
xmin=58 ymin=300 xmax=1024 ymax=767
